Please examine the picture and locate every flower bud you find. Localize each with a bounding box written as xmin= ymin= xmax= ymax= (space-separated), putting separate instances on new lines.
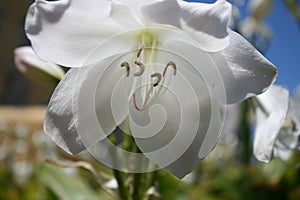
xmin=14 ymin=46 xmax=65 ymax=86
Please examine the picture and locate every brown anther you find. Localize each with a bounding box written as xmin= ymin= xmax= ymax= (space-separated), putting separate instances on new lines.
xmin=163 ymin=61 xmax=177 ymax=77
xmin=137 ymin=44 xmax=146 ymax=58
xmin=121 ymin=62 xmax=130 ymax=77
xmin=151 ymin=73 xmax=162 ymax=87
xmin=134 ymin=61 xmax=145 ymax=77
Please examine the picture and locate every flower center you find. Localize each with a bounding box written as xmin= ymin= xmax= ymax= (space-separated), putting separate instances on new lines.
xmin=121 ymin=44 xmax=177 ymax=112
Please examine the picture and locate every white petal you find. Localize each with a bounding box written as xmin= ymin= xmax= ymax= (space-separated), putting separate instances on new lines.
xmin=44 ymin=69 xmax=85 ymax=155
xmin=161 ymin=39 xmax=228 ymax=105
xmin=274 ymin=130 xmax=295 ymax=161
xmin=210 ymin=29 xmax=277 ymax=104
xmin=290 ymin=99 xmax=300 ymax=127
xmin=142 ymin=0 xmax=232 ymax=51
xmin=73 ymin=56 xmax=133 ymax=148
xmin=44 ymin=56 xmax=132 ymax=154
xmin=25 ymin=0 xmax=140 ymax=67
xmin=114 ymin=0 xmax=152 ymax=23
xmin=129 ymin=52 xmax=224 ymax=178
xmin=14 ymin=46 xmax=64 ymax=86
xmin=163 ymin=30 xmax=276 ymax=104
xmin=220 ymin=104 xmax=240 ymax=143
xmin=253 ymin=85 xmax=289 ymax=162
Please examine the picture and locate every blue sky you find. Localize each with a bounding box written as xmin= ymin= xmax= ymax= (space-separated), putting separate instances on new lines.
xmin=187 ymin=0 xmax=300 ymax=94
xmin=262 ymin=0 xmax=300 ymax=94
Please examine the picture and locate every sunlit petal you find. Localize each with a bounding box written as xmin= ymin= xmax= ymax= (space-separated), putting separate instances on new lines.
xmin=142 ymin=0 xmax=232 ymax=51
xmin=253 ymin=86 xmax=289 ymax=162
xmin=210 ymin=29 xmax=277 ymax=104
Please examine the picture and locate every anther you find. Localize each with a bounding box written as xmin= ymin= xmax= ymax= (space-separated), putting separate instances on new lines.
xmin=121 ymin=62 xmax=130 ymax=77
xmin=163 ymin=61 xmax=177 ymax=77
xmin=151 ymin=73 xmax=162 ymax=87
xmin=134 ymin=61 xmax=145 ymax=77
xmin=137 ymin=44 xmax=146 ymax=58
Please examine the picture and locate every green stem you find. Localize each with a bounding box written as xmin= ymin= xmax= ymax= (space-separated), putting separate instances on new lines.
xmin=108 ymin=134 xmax=130 ymax=200
xmin=132 ymin=142 xmax=144 ymax=200
xmin=148 ymin=171 xmax=157 ymax=188
xmin=113 ymin=169 xmax=130 ymax=200
xmin=240 ymin=100 xmax=251 ymax=166
xmin=133 ymin=172 xmax=142 ymax=200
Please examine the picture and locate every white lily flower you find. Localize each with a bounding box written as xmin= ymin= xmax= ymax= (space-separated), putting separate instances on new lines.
xmin=26 ymin=0 xmax=276 ymax=178
xmin=14 ymin=46 xmax=65 ymax=86
xmin=253 ymin=85 xmax=298 ymax=162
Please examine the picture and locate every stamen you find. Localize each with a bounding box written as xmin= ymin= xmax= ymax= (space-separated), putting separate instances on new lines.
xmin=151 ymin=73 xmax=162 ymax=87
xmin=134 ymin=61 xmax=145 ymax=77
xmin=121 ymin=62 xmax=130 ymax=77
xmin=137 ymin=44 xmax=146 ymax=58
xmin=163 ymin=61 xmax=177 ymax=77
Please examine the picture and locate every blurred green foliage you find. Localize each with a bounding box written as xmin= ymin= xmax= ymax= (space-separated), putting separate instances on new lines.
xmin=1 ymin=120 xmax=300 ymax=200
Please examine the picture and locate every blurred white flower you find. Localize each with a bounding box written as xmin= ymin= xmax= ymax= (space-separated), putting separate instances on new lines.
xmin=14 ymin=46 xmax=65 ymax=86
xmin=12 ymin=161 xmax=33 ymax=184
xmin=273 ymin=112 xmax=300 ymax=160
xmin=105 ymin=179 xmax=118 ymax=190
xmin=240 ymin=17 xmax=272 ymax=40
xmin=249 ymin=0 xmax=273 ymax=21
xmin=26 ymin=0 xmax=276 ymax=178
xmin=253 ymin=85 xmax=300 ymax=162
xmin=275 ymin=97 xmax=300 ymax=156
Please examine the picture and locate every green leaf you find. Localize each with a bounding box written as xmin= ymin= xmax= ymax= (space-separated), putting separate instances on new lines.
xmin=38 ymin=164 xmax=99 ymax=200
xmin=157 ymin=170 xmax=189 ymax=200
